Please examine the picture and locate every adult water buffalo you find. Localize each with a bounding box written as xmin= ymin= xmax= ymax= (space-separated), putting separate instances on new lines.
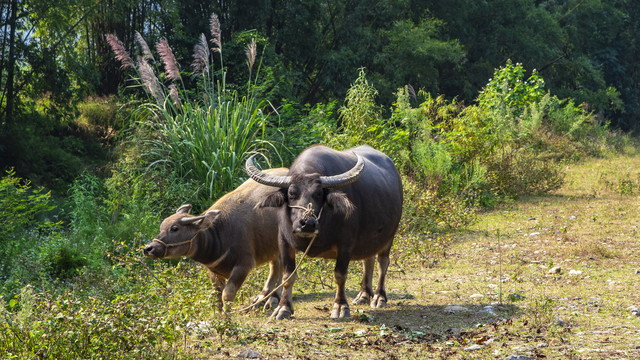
xmin=246 ymin=145 xmax=403 ymax=319
xmin=143 ymin=168 xmax=289 ymax=311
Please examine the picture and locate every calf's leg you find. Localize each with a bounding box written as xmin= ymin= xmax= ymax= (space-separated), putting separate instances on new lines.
xmin=251 ymin=257 xmax=282 ymax=310
xmin=207 ymin=271 xmax=226 ymax=311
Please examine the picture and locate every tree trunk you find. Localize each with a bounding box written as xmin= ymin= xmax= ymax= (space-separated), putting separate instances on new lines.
xmin=2 ymin=0 xmax=18 ymax=126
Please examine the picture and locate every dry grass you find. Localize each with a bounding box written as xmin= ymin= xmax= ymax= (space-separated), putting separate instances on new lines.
xmin=172 ymin=151 xmax=640 ymax=359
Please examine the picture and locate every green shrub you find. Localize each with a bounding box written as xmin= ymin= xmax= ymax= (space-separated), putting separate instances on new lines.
xmin=78 ymin=98 xmax=120 ymax=129
xmin=39 ymin=237 xmax=88 ymax=280
xmin=0 ymin=169 xmax=57 ymax=240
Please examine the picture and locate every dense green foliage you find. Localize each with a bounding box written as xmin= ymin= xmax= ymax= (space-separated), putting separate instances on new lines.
xmin=0 ymin=2 xmax=637 ymax=357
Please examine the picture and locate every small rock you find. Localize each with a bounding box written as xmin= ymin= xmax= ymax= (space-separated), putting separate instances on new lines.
xmin=568 ymin=215 xmax=577 ymax=220
xmin=508 ymin=293 xmax=525 ymax=301
xmin=548 ymin=266 xmax=562 ymax=274
xmin=464 ymin=344 xmax=483 ymax=351
xmin=236 ymin=348 xmax=261 ymax=359
xmin=444 ymin=305 xmax=471 ymax=313
xmin=478 ymin=305 xmax=497 ymax=317
xmin=556 ymin=319 xmax=566 ymax=327
xmin=528 ymin=217 xmax=536 ymax=220
xmin=399 ymin=293 xmax=415 ymax=299
xmin=505 ymin=356 xmax=534 ymax=360
xmin=635 ymin=269 xmax=640 ymax=275
xmin=470 ymin=293 xmax=484 ymax=299
xmin=529 ymin=232 xmax=541 ymax=237
xmin=568 ymin=270 xmax=583 ymax=276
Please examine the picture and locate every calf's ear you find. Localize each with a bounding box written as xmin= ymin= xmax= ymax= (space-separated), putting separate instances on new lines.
xmin=326 ymin=191 xmax=355 ymax=218
xmin=199 ymin=210 xmax=221 ymax=226
xmin=256 ymin=189 xmax=286 ymax=208
xmin=176 ymin=204 xmax=192 ymax=214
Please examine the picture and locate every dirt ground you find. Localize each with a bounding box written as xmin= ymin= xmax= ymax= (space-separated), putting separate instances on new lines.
xmin=188 ymin=153 xmax=640 ymax=359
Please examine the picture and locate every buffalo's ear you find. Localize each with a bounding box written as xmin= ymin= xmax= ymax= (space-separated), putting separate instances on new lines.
xmin=326 ymin=191 xmax=355 ymax=218
xmin=256 ymin=189 xmax=286 ymax=208
xmin=176 ymin=204 xmax=192 ymax=214
xmin=199 ymin=209 xmax=221 ymax=226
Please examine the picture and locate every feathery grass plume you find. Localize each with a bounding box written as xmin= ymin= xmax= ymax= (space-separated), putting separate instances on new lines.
xmin=106 ymin=34 xmax=133 ymax=69
xmin=245 ymin=38 xmax=257 ymax=76
xmin=168 ymin=84 xmax=181 ymax=110
xmin=192 ymin=33 xmax=210 ymax=74
xmin=209 ymin=13 xmax=222 ymax=52
xmin=157 ymin=39 xmax=181 ymax=81
xmin=135 ymin=31 xmax=155 ymax=62
xmin=137 ymin=56 xmax=164 ymax=104
xmin=407 ymin=84 xmax=416 ymax=101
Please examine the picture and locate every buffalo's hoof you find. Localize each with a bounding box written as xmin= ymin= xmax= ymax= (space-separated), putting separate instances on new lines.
xmin=331 ymin=303 xmax=350 ymax=319
xmin=272 ymin=306 xmax=293 ymax=320
xmin=352 ymin=291 xmax=371 ymax=305
xmin=370 ymin=295 xmax=387 ymax=309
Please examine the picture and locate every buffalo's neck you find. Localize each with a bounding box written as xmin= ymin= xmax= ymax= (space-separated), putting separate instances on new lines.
xmin=190 ymin=228 xmax=221 ymax=265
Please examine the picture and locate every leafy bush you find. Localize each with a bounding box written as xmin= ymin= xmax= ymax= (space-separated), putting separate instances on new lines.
xmin=0 ymin=169 xmax=57 ymax=239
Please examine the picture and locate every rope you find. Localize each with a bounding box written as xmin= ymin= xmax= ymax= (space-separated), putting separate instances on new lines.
xmin=151 ymin=234 xmax=196 ymax=258
xmin=288 ymin=202 xmax=323 ymax=221
xmin=236 ymin=233 xmax=317 ymax=314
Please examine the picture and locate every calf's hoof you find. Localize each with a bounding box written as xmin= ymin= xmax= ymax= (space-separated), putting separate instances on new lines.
xmin=265 ymin=295 xmax=279 ymax=311
xmin=370 ymin=294 xmax=387 ymax=309
xmin=352 ymin=291 xmax=371 ymax=305
xmin=271 ymin=305 xmax=293 ymax=320
xmin=331 ymin=303 xmax=350 ymax=319
xmin=249 ymin=294 xmax=267 ymax=309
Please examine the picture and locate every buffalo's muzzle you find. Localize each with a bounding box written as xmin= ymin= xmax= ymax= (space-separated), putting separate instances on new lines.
xmin=294 ymin=217 xmax=319 ymax=237
xmin=143 ymin=242 xmax=164 ymax=258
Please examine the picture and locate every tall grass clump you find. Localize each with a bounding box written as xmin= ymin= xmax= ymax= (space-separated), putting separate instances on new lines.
xmin=107 ymin=14 xmax=274 ymax=207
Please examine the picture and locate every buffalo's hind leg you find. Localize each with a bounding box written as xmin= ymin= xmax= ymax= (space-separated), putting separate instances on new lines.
xmin=352 ymin=257 xmax=375 ymax=305
xmin=371 ymin=247 xmax=390 ymax=309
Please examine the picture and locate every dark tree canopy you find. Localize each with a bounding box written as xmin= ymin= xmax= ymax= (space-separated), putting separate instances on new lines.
xmin=1 ymin=0 xmax=639 ymax=129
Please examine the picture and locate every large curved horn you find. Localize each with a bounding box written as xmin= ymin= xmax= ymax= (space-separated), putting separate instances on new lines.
xmin=245 ymin=154 xmax=291 ymax=188
xmin=320 ymin=154 xmax=365 ymax=188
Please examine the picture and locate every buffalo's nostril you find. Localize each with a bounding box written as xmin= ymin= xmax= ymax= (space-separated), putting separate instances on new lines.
xmin=143 ymin=245 xmax=152 ymax=254
xmin=299 ymin=219 xmax=306 ymax=226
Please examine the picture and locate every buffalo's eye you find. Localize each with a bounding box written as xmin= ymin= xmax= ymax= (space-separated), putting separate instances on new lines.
xmin=170 ymin=225 xmax=179 ymax=232
xmin=288 ymin=188 xmax=299 ymax=200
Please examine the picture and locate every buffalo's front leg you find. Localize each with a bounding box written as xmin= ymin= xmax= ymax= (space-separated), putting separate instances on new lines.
xmin=352 ymin=257 xmax=375 ymax=305
xmin=331 ymin=251 xmax=352 ymax=319
xmin=272 ymin=241 xmax=296 ymax=320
